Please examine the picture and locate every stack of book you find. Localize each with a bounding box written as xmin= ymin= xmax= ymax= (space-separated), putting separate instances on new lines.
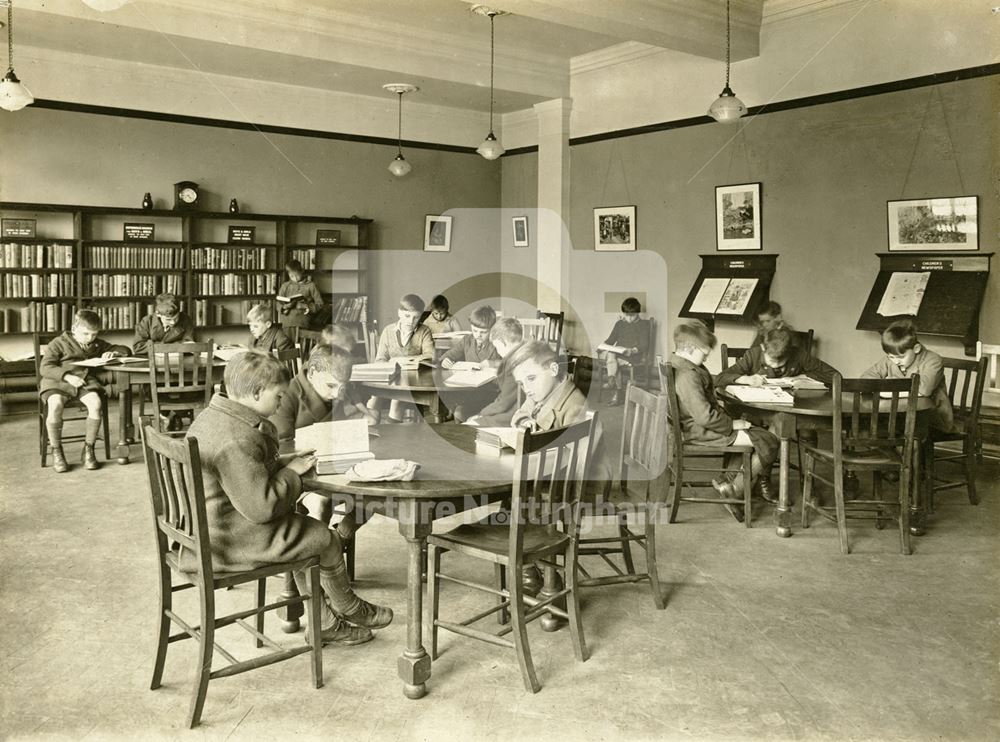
xmin=295 ymin=419 xmax=375 ymax=475
xmin=349 ymin=362 xmax=399 ymax=383
xmin=474 ymin=426 xmax=519 ymax=457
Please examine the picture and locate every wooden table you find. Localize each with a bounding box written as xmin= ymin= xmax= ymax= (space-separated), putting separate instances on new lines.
xmin=301 ymin=423 xmax=516 ymax=699
xmin=108 ymin=360 xmax=226 ymax=464
xmin=721 ymin=389 xmax=934 ymax=538
xmin=356 ymin=367 xmax=497 ymax=423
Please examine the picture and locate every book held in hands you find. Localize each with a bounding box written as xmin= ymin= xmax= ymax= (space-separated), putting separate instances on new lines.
xmin=71 ymin=356 xmax=148 ymax=368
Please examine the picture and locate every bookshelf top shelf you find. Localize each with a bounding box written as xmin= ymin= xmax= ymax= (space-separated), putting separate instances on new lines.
xmin=0 ymin=201 xmax=373 ymax=224
xmin=0 ymin=237 xmax=76 ymax=244
xmin=82 ymin=240 xmax=185 ymax=247
xmin=192 ymin=243 xmax=280 ymax=248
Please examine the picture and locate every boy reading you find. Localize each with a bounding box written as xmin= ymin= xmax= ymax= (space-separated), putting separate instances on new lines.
xmin=422 ymin=294 xmax=463 ymax=335
xmin=40 ymin=309 xmax=132 ymax=473
xmin=441 ymin=305 xmax=500 ymax=368
xmin=669 ymin=321 xmax=778 ymax=520
xmin=750 ymin=301 xmax=792 ymax=348
xmin=186 ymin=350 xmax=391 ymax=646
xmin=277 ymin=259 xmax=324 ymax=332
xmin=463 ymin=317 xmax=523 ymax=426
xmin=715 ymin=326 xmax=836 ymax=388
xmin=133 ymin=293 xmax=194 ymax=355
xmin=374 ymin=294 xmax=434 ymax=422
xmin=246 ymin=303 xmax=295 ymax=352
xmin=600 ymin=297 xmax=650 ymax=406
xmin=861 ymin=319 xmax=953 ymax=433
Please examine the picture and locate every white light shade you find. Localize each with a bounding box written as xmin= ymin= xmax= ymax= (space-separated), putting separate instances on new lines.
xmin=0 ymin=71 xmax=34 ymax=112
xmin=81 ymin=0 xmax=132 ymax=11
xmin=707 ymin=87 xmax=746 ymax=124
xmin=476 ymin=132 xmax=505 ymax=160
xmin=388 ymin=154 xmax=412 ymax=177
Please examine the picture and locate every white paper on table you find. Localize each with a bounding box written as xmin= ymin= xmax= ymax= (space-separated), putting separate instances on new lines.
xmin=725 ymin=384 xmax=794 ymax=405
xmin=688 ymin=277 xmax=731 ymax=314
xmin=715 ymin=278 xmax=759 ymax=315
xmin=876 ymin=272 xmax=930 ymax=317
xmin=295 ymin=419 xmax=370 ymax=457
xmin=433 ymin=331 xmax=471 ymax=339
xmin=596 ymin=343 xmax=629 ymax=355
xmin=450 ymin=361 xmax=483 ymax=371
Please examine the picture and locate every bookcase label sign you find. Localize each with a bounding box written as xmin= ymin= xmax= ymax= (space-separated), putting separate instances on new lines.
xmin=123 ymin=223 xmax=155 ymax=242
xmin=1 ymin=219 xmax=37 ymax=238
xmin=228 ymin=226 xmax=256 ymax=244
xmin=316 ymin=229 xmax=341 ymax=245
xmin=919 ymin=259 xmax=953 ymax=271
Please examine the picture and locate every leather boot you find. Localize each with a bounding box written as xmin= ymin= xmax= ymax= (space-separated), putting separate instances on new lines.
xmin=521 ymin=564 xmax=543 ymax=597
xmin=52 ymin=447 xmax=69 ymax=474
xmin=82 ymin=443 xmax=100 ymax=470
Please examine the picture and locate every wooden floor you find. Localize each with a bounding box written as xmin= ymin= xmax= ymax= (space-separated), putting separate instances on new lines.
xmin=1 ymin=405 xmax=998 ymax=741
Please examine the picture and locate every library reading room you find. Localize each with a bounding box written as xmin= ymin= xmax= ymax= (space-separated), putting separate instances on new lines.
xmin=0 ymin=1 xmax=997 ymax=741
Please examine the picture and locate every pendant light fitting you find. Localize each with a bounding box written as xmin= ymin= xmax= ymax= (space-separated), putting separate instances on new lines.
xmin=471 ymin=5 xmax=509 ymax=160
xmin=707 ymin=0 xmax=746 ymax=124
xmin=383 ymin=83 xmax=418 ymax=178
xmin=0 ymin=0 xmax=34 ymax=112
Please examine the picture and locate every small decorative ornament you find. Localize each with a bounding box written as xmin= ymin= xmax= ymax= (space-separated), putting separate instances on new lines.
xmin=142 ymin=192 xmax=153 ymax=210
xmin=229 ymin=198 xmax=239 ymax=214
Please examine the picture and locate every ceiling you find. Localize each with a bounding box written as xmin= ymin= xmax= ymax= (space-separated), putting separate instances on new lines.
xmin=16 ymin=0 xmax=767 ymax=114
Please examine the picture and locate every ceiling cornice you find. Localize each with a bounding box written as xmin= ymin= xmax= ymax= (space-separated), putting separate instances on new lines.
xmin=762 ymin=0 xmax=872 ymax=25
xmin=570 ymin=41 xmax=665 ymax=76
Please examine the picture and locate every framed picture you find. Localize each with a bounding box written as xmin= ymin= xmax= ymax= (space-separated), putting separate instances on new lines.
xmin=512 ymin=216 xmax=529 ymax=248
xmin=593 ymin=206 xmax=636 ymax=252
xmin=424 ymin=215 xmax=452 ymax=252
xmin=887 ymin=196 xmax=978 ymax=251
xmin=716 ymin=183 xmax=761 ymax=251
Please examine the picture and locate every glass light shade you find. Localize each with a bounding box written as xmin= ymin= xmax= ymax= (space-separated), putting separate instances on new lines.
xmin=388 ymin=154 xmax=412 ymax=177
xmin=82 ymin=0 xmax=132 ymax=11
xmin=708 ymin=86 xmax=746 ymax=124
xmin=476 ymin=132 xmax=504 ymax=160
xmin=0 ymin=70 xmax=34 ymax=112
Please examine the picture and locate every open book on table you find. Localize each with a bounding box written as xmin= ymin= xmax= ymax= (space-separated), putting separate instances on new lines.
xmin=390 ymin=354 xmax=434 ymax=370
xmin=433 ymin=331 xmax=471 ymax=340
xmin=764 ymin=375 xmax=827 ymax=390
xmin=473 ymin=426 xmax=520 ymax=456
xmin=724 ymin=384 xmax=795 ymax=405
xmin=444 ymin=367 xmax=499 ymax=387
xmin=295 ymin=419 xmax=375 ymax=475
xmin=213 ymin=346 xmax=246 ymax=362
xmin=71 ymin=356 xmax=148 ymax=368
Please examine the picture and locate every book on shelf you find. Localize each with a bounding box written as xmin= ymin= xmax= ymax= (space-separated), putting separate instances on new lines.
xmin=71 ymin=356 xmax=148 ymax=368
xmin=331 ymin=296 xmax=367 ymax=323
xmin=444 ymin=368 xmax=499 ymax=387
xmin=724 ymin=384 xmax=795 ymax=405
xmin=596 ymin=342 xmax=629 ymax=354
xmin=349 ymin=362 xmax=400 ymax=384
xmin=295 ymin=419 xmax=375 ymax=475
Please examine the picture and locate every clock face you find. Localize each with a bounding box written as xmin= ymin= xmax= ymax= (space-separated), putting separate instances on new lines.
xmin=179 ymin=187 xmax=198 ymax=204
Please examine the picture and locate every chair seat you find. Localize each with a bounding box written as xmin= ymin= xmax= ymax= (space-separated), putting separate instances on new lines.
xmin=429 ymin=523 xmax=568 ymax=561
xmin=167 ymin=550 xmax=319 ymax=588
xmin=803 ymin=444 xmax=901 ymax=468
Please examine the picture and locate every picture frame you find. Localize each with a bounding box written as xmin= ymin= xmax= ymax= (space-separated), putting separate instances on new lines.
xmin=716 ymin=183 xmax=761 ymax=251
xmin=512 ymin=216 xmax=529 ymax=248
xmin=424 ymin=215 xmax=452 ymax=252
xmin=593 ymin=205 xmax=636 ymax=252
xmin=887 ymin=196 xmax=978 ymax=251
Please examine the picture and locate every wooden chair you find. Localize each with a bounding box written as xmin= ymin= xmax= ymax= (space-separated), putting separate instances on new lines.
xmin=427 ymin=418 xmax=596 ymax=692
xmin=799 ymin=373 xmax=919 ymax=555
xmin=792 ymin=329 xmax=815 ymax=355
xmin=925 ymin=356 xmax=987 ymax=511
xmin=364 ymin=322 xmax=379 ymax=363
xmin=147 ymin=341 xmax=215 ymax=434
xmin=139 ymin=423 xmax=323 ymax=728
xmin=274 ymin=347 xmax=302 ymax=379
xmin=595 ymin=317 xmax=658 ymax=399
xmin=659 ymin=361 xmax=755 ymax=526
xmin=518 ymin=311 xmax=564 ymax=354
xmin=293 ymin=327 xmax=324 ymax=363
xmin=976 ymin=341 xmax=1000 ymax=461
xmin=33 ymin=332 xmax=111 ymax=468
xmin=719 ymin=344 xmax=748 ymax=371
xmin=577 ymin=384 xmax=668 ymax=609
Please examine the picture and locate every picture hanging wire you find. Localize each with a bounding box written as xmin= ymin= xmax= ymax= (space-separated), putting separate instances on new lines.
xmin=899 ymin=85 xmax=966 ymax=198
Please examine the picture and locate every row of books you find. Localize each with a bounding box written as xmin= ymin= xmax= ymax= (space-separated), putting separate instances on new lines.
xmin=191 ymin=247 xmax=275 ymax=270
xmin=192 ymin=299 xmax=257 ymax=327
xmin=193 ymin=274 xmax=278 ymax=296
xmin=85 ymin=274 xmax=182 ymax=297
xmin=90 ymin=302 xmax=156 ymax=331
xmin=288 ymin=248 xmax=316 ymax=270
xmin=0 ymin=302 xmax=76 ymax=333
xmin=1 ymin=242 xmax=74 ymax=269
xmin=331 ymin=295 xmax=368 ymax=323
xmin=1 ymin=273 xmax=76 ymax=299
xmin=86 ymin=245 xmax=185 ymax=270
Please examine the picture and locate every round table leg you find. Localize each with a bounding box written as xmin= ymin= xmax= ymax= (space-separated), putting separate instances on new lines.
xmin=538 ymin=564 xmax=566 ymax=632
xmin=774 ymin=437 xmax=793 ymax=537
